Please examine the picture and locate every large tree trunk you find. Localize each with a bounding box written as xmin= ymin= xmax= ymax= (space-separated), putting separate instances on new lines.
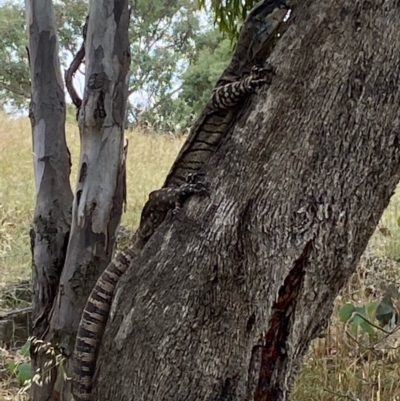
xmin=27 ymin=0 xmax=131 ymax=400
xmin=93 ymin=0 xmax=400 ymax=399
xmin=26 ymin=0 xmax=73 ymax=399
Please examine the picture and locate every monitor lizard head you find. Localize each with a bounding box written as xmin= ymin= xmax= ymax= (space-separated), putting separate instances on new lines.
xmin=221 ymin=0 xmax=296 ymax=83
xmin=245 ymin=0 xmax=295 ymax=62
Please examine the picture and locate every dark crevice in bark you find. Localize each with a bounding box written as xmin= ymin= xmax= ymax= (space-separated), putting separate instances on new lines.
xmin=212 ymin=375 xmax=240 ymax=401
xmin=254 ymin=240 xmax=312 ymax=401
xmin=78 ymin=162 xmax=87 ymax=183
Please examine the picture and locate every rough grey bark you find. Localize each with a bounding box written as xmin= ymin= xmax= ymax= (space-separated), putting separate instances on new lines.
xmin=26 ymin=0 xmax=130 ymax=400
xmin=26 ymin=0 xmax=73 ymax=399
xmin=93 ymin=0 xmax=400 ymax=400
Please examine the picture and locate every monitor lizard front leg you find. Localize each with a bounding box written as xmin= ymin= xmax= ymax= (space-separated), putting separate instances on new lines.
xmin=139 ymin=175 xmax=209 ymax=240
xmin=211 ymin=63 xmax=275 ymax=110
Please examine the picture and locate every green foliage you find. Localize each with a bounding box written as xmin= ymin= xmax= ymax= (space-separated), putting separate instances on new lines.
xmin=66 ymin=103 xmax=78 ymax=123
xmin=20 ymin=340 xmax=31 ymax=357
xmin=0 ymin=0 xmax=206 ymax=121
xmin=375 ymin=285 xmax=400 ymax=327
xmin=339 ymin=285 xmax=400 ymax=338
xmin=53 ymin=0 xmax=88 ymax=54
xmin=128 ymin=0 xmax=202 ymax=124
xmin=0 ymin=0 xmax=88 ymax=110
xmin=0 ymin=2 xmax=30 ymax=108
xmin=180 ymin=31 xmax=231 ymax=115
xmin=6 ymin=340 xmax=32 ymax=385
xmin=123 ymin=1 xmax=232 ymax=131
xmin=137 ymin=26 xmax=233 ymax=132
xmin=198 ymin=0 xmax=260 ymax=40
xmin=339 ymin=301 xmax=379 ymax=337
xmin=0 ymin=0 xmax=245 ymax=130
xmin=137 ymin=97 xmax=195 ymax=133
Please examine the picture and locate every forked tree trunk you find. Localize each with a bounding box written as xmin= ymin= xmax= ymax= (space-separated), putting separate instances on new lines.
xmin=26 ymin=0 xmax=73 ymax=399
xmin=26 ymin=0 xmax=131 ymax=400
xmin=49 ymin=1 xmax=130 ymax=399
xmin=93 ymin=0 xmax=400 ymax=399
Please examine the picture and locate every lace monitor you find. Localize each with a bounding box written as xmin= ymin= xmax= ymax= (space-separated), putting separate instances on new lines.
xmin=72 ymin=1 xmax=294 ymax=400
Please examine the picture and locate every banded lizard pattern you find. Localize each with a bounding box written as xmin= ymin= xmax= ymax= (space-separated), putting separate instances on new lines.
xmin=72 ymin=1 xmax=294 ymax=400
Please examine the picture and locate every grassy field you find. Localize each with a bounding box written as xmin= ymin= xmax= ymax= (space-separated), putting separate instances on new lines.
xmin=1 ymin=113 xmax=400 ymax=400
xmin=0 ymin=114 xmax=185 ymax=284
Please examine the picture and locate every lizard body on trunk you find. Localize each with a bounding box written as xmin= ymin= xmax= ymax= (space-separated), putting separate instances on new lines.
xmin=73 ymin=1 xmax=294 ymax=400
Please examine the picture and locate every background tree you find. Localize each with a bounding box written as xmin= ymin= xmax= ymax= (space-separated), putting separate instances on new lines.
xmin=178 ymin=29 xmax=232 ymax=115
xmin=26 ymin=0 xmax=74 ymax=399
xmin=0 ymin=0 xmax=87 ymax=109
xmin=0 ymin=1 xmax=29 ymax=108
xmin=27 ymin=1 xmax=130 ymax=400
xmin=1 ymin=0 xmax=233 ymax=130
xmin=0 ymin=0 xmax=228 ymax=129
xmin=136 ymin=26 xmax=232 ymax=131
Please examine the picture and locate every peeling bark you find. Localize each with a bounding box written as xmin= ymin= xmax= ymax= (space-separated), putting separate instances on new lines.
xmin=26 ymin=0 xmax=130 ymax=400
xmin=41 ymin=1 xmax=131 ymax=400
xmin=93 ymin=0 xmax=400 ymax=400
xmin=25 ymin=0 xmax=73 ymax=400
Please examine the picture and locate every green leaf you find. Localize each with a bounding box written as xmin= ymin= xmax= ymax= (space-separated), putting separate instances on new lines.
xmin=0 ymin=2 xmax=30 ymax=108
xmin=376 ymin=295 xmax=396 ymax=327
xmin=360 ymin=320 xmax=375 ymax=335
xmin=16 ymin=362 xmax=31 ymax=385
xmin=339 ymin=302 xmax=355 ymax=322
xmin=355 ymin=305 xmax=367 ymax=318
xmin=350 ymin=322 xmax=358 ymax=337
xmin=366 ymin=301 xmax=379 ymax=318
xmin=377 ymin=299 xmax=394 ymax=316
xmin=353 ymin=314 xmax=364 ymax=327
xmin=353 ymin=306 xmax=374 ymax=334
xmin=7 ymin=360 xmax=16 ymax=374
xmin=198 ymin=0 xmax=260 ymax=39
xmin=20 ymin=340 xmax=31 ymax=357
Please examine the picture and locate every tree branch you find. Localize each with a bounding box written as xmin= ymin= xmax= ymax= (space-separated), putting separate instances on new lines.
xmin=0 ymin=80 xmax=30 ymax=99
xmin=64 ymin=15 xmax=88 ymax=117
xmin=149 ymin=84 xmax=183 ymax=110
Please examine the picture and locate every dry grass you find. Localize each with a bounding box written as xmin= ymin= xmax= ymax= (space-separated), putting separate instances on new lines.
xmin=0 ymin=346 xmax=29 ymax=401
xmin=0 ymin=113 xmax=185 ymax=284
xmin=0 ymin=114 xmax=185 ymax=399
xmin=293 ymin=272 xmax=400 ymax=401
xmin=1 ymin=112 xmax=400 ymax=400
